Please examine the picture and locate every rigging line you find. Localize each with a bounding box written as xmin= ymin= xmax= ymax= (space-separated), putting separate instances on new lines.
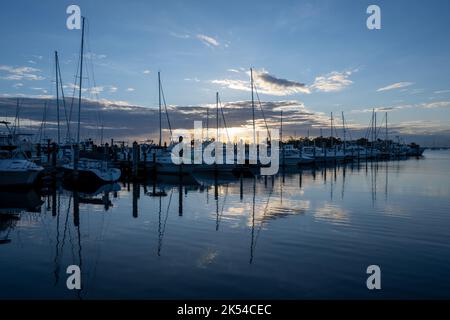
xmin=253 ymin=84 xmax=271 ymax=140
xmin=57 ymin=55 xmax=71 ymax=142
xmin=364 ymin=114 xmax=373 ymax=141
xmin=217 ymin=96 xmax=231 ymax=143
xmin=38 ymin=100 xmax=48 ymax=142
xmin=217 ymin=184 xmax=229 ymax=229
xmin=162 ymin=189 xmax=173 ymax=239
xmin=13 ymin=98 xmax=20 ymax=135
xmin=375 ymin=113 xmax=386 ymax=140
xmin=344 ymin=117 xmax=353 ymax=141
xmin=160 ymin=84 xmax=173 ymax=142
xmin=85 ymin=22 xmax=104 ymax=143
xmin=253 ymin=186 xmax=274 ymax=249
xmin=67 ymin=46 xmax=82 ymax=142
xmin=59 ymin=196 xmax=72 ymax=268
xmin=53 ymin=192 xmax=61 ymax=285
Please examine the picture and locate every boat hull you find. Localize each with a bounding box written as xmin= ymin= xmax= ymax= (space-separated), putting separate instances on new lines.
xmin=0 ymin=170 xmax=41 ymax=187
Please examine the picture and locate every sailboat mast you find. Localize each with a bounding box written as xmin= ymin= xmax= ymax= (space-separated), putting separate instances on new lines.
xmin=330 ymin=112 xmax=333 ymax=148
xmin=216 ymin=92 xmax=219 ymax=142
xmin=250 ymin=68 xmax=256 ymax=145
xmin=385 ymin=112 xmax=388 ymax=150
xmin=158 ymin=71 xmax=162 ymax=147
xmin=342 ymin=111 xmax=346 ymax=152
xmin=55 ymin=51 xmax=60 ymax=145
xmin=206 ymin=106 xmax=209 ymax=141
xmin=77 ymin=17 xmax=85 ymax=145
xmin=280 ymin=110 xmax=284 ymax=166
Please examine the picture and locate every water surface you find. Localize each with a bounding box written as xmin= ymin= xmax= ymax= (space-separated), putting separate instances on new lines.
xmin=1 ymin=150 xmax=450 ymax=299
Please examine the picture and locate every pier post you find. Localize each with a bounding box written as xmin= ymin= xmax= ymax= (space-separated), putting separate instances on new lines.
xmin=132 ymin=182 xmax=139 ymax=218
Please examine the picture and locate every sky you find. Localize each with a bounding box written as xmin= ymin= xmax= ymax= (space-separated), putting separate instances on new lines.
xmin=1 ymin=0 xmax=450 ymax=145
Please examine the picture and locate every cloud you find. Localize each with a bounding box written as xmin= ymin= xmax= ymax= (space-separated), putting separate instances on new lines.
xmin=109 ymin=86 xmax=118 ymax=93
xmin=89 ymin=86 xmax=104 ymax=94
xmin=1 ymin=97 xmax=449 ymax=145
xmin=0 ymin=65 xmax=45 ymax=81
xmin=196 ymin=34 xmax=220 ymax=47
xmin=184 ymin=78 xmax=200 ymax=82
xmin=212 ymin=69 xmax=355 ymax=96
xmin=30 ymin=87 xmax=48 ymax=94
xmin=421 ymin=101 xmax=450 ymax=109
xmin=0 ymin=97 xmax=330 ymax=142
xmin=434 ymin=89 xmax=450 ymax=94
xmin=254 ymin=70 xmax=310 ymax=95
xmin=143 ymin=70 xmax=151 ymax=75
xmin=170 ymin=32 xmax=191 ymax=39
xmin=377 ymin=82 xmax=414 ymax=92
xmin=309 ymin=70 xmax=354 ymax=92
xmin=350 ymin=100 xmax=450 ymax=114
xmin=83 ymin=53 xmax=107 ymax=60
xmin=126 ymin=88 xmax=135 ymax=92
xmin=212 ymin=70 xmax=309 ymax=96
xmin=13 ymin=83 xmax=24 ymax=88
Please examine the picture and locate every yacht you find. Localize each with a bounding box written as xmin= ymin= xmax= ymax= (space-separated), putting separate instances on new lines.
xmin=0 ymin=153 xmax=43 ymax=187
xmin=281 ymin=144 xmax=314 ymax=166
xmin=62 ymin=158 xmax=121 ymax=184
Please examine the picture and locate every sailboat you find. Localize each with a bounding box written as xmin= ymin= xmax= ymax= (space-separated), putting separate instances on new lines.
xmin=62 ymin=17 xmax=121 ymax=185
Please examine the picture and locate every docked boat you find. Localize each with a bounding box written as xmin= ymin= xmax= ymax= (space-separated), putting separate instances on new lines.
xmin=62 ymin=158 xmax=121 ymax=184
xmin=302 ymin=146 xmax=337 ymax=163
xmin=0 ymin=158 xmax=43 ymax=187
xmin=281 ymin=144 xmax=314 ymax=166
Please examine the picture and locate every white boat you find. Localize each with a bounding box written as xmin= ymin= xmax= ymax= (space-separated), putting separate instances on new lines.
xmin=62 ymin=158 xmax=121 ymax=184
xmin=302 ymin=146 xmax=336 ymax=163
xmin=0 ymin=158 xmax=43 ymax=187
xmin=281 ymin=144 xmax=314 ymax=166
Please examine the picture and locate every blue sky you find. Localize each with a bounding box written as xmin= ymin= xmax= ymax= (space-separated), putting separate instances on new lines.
xmin=1 ymin=0 xmax=450 ymax=143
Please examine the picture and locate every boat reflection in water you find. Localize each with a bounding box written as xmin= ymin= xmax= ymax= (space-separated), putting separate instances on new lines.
xmin=1 ymin=151 xmax=450 ymax=299
xmin=0 ymin=189 xmax=43 ymax=245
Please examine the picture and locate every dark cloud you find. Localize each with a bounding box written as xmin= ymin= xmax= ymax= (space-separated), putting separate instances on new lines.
xmin=0 ymin=97 xmax=448 ymax=146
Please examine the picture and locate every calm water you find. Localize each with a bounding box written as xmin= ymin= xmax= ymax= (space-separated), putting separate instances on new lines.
xmin=1 ymin=150 xmax=450 ymax=299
